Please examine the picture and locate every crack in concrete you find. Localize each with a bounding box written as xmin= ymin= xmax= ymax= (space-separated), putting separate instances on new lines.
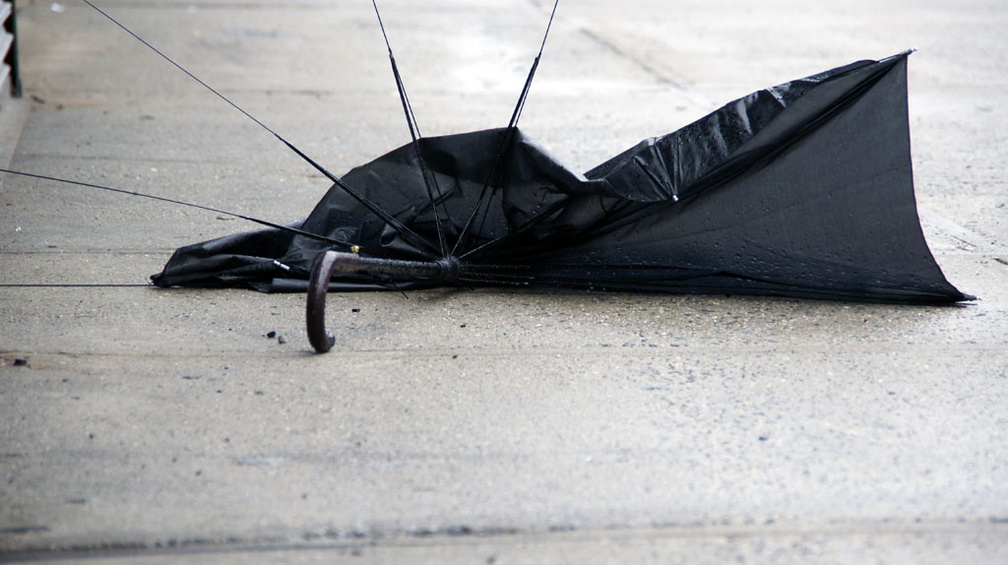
xmin=578 ymin=27 xmax=689 ymax=91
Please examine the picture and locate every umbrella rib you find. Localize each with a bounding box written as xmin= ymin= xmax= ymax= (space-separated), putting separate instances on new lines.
xmin=0 ymin=168 xmax=355 ymax=249
xmin=450 ymin=0 xmax=560 ymax=257
xmin=81 ymin=0 xmax=439 ymax=259
xmin=372 ymin=0 xmax=450 ymax=258
xmin=456 ymin=195 xmax=572 ymax=261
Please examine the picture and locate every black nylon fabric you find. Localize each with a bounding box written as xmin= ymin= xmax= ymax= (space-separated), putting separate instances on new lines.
xmin=151 ymin=52 xmax=967 ymax=304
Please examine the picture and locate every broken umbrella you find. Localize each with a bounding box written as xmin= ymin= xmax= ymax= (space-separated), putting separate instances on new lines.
xmin=150 ymin=48 xmax=970 ymax=352
xmin=3 ymin=1 xmax=970 ymax=354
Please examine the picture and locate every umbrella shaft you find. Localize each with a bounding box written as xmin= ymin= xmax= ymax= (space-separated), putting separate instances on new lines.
xmin=329 ymin=252 xmax=459 ymax=281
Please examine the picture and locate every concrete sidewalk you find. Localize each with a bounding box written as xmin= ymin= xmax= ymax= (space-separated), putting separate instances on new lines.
xmin=2 ymin=0 xmax=1006 ymax=562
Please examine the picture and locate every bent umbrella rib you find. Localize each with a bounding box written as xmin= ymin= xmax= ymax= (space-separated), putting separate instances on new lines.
xmin=82 ymin=0 xmax=439 ymax=259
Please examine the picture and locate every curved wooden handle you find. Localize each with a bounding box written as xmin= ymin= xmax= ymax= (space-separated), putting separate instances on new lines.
xmin=306 ymin=251 xmax=351 ymax=353
xmin=306 ymin=250 xmax=460 ymax=353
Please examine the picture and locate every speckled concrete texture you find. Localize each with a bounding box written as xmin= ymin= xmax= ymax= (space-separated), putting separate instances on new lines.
xmin=1 ymin=1 xmax=1006 ymax=562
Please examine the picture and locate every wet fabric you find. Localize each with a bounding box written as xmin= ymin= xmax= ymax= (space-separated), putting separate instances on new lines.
xmin=152 ymin=52 xmax=968 ymax=304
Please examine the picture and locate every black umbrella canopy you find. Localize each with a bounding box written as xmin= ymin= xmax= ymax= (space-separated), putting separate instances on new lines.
xmin=152 ymin=51 xmax=967 ymax=306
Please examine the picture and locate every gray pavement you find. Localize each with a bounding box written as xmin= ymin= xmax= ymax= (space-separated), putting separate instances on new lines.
xmin=2 ymin=0 xmax=1007 ymax=562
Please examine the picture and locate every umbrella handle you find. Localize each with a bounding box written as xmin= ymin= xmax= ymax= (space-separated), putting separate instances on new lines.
xmin=306 ymin=250 xmax=462 ymax=353
xmin=306 ymin=250 xmax=344 ymax=353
